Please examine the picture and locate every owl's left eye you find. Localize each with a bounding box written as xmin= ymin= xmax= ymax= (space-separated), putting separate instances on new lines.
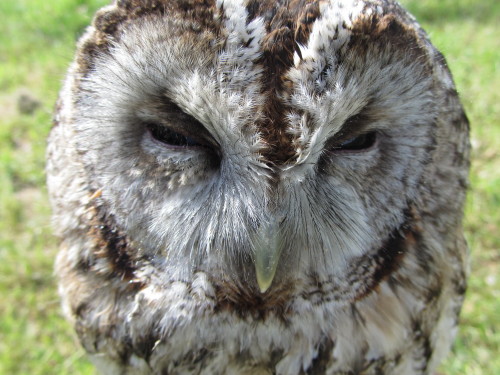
xmin=337 ymin=132 xmax=377 ymax=151
xmin=326 ymin=131 xmax=378 ymax=154
xmin=147 ymin=122 xmax=203 ymax=148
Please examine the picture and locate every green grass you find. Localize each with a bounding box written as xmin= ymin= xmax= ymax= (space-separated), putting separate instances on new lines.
xmin=0 ymin=0 xmax=498 ymax=374
xmin=400 ymin=1 xmax=500 ymax=374
xmin=0 ymin=1 xmax=109 ymax=373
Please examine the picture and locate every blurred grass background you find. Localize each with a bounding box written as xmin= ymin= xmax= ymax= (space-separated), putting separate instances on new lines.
xmin=0 ymin=0 xmax=498 ymax=374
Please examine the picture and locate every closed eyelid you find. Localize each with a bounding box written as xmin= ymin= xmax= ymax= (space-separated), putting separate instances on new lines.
xmin=323 ymin=108 xmax=377 ymax=150
xmin=136 ymin=99 xmax=219 ymax=148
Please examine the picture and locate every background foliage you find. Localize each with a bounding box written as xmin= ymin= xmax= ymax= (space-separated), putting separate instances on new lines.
xmin=0 ymin=0 xmax=498 ymax=373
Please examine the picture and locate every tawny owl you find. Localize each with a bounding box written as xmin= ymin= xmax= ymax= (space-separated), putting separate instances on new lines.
xmin=46 ymin=0 xmax=470 ymax=374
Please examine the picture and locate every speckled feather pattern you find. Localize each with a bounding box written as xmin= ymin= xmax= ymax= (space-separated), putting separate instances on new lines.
xmin=46 ymin=0 xmax=469 ymax=374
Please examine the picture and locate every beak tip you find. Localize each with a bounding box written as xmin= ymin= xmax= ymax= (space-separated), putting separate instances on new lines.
xmin=257 ymin=278 xmax=272 ymax=294
xmin=255 ymin=265 xmax=276 ymax=293
xmin=254 ymin=258 xmax=280 ymax=294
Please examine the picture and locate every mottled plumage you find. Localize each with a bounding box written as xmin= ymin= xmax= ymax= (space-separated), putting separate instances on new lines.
xmin=47 ymin=0 xmax=469 ymax=374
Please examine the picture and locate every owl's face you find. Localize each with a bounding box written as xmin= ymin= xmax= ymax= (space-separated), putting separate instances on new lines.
xmin=71 ymin=0 xmax=438 ymax=298
xmin=49 ymin=0 xmax=469 ymax=372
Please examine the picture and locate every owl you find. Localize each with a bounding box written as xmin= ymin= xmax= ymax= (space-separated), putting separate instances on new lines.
xmin=46 ymin=0 xmax=470 ymax=374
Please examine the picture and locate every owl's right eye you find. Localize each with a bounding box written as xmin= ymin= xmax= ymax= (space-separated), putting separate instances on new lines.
xmin=147 ymin=123 xmax=203 ymax=148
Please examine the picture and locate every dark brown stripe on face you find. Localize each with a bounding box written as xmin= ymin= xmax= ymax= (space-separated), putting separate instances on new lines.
xmin=246 ymin=0 xmax=322 ymax=165
xmin=86 ymin=193 xmax=139 ymax=282
xmin=299 ymin=205 xmax=422 ymax=305
xmin=351 ymin=205 xmax=422 ymax=302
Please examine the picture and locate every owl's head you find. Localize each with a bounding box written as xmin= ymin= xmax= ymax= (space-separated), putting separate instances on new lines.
xmin=50 ymin=0 xmax=468 ymax=306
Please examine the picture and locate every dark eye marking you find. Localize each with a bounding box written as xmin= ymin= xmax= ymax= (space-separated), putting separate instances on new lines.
xmin=325 ymin=110 xmax=378 ymax=153
xmin=142 ymin=100 xmax=217 ymax=150
xmin=147 ymin=122 xmax=203 ymax=147
xmin=337 ymin=131 xmax=377 ymax=151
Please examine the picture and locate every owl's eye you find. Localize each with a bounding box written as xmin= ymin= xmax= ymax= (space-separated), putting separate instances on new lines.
xmin=147 ymin=122 xmax=202 ymax=147
xmin=336 ymin=132 xmax=377 ymax=151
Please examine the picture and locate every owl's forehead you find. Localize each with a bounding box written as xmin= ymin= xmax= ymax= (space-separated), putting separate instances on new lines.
xmin=89 ymin=0 xmax=423 ymax=71
xmin=80 ymin=0 xmax=432 ymax=165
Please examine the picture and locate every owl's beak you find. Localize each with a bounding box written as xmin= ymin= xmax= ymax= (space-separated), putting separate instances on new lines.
xmin=252 ymin=220 xmax=283 ymax=293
